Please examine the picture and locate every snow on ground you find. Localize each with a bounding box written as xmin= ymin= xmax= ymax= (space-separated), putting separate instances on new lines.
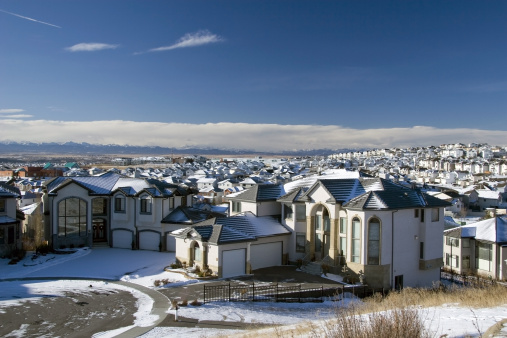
xmin=1 ymin=247 xmax=506 ymax=338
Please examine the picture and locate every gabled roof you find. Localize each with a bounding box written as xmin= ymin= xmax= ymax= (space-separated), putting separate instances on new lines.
xmin=0 ymin=182 xmax=20 ymax=198
xmin=161 ymin=206 xmax=225 ymax=224
xmin=277 ymin=187 xmax=307 ymax=203
xmin=297 ymin=177 xmax=451 ymax=210
xmin=45 ymin=172 xmax=121 ymax=195
xmin=229 ymin=184 xmax=283 ymax=202
xmin=171 ymin=212 xmax=290 ymax=245
xmin=444 ymin=216 xmax=507 ymax=243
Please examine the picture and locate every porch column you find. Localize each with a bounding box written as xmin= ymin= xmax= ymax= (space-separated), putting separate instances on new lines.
xmin=329 ymin=218 xmax=338 ymax=265
xmin=306 ymin=216 xmax=314 ymax=260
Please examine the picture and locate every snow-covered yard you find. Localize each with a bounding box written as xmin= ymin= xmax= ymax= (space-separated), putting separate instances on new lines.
xmin=1 ymin=247 xmax=506 ymax=337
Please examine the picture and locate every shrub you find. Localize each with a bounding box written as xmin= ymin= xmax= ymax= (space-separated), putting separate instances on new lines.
xmin=36 ymin=243 xmax=52 ymax=255
xmin=190 ymin=299 xmax=201 ymax=306
xmin=179 ymin=299 xmax=188 ymax=307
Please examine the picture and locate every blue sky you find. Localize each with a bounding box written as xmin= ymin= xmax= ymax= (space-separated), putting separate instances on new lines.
xmin=0 ymin=1 xmax=506 ymax=152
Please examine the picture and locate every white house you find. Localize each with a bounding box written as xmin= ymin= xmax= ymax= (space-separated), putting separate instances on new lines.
xmin=278 ymin=177 xmax=450 ymax=289
xmin=443 ymin=215 xmax=507 ymax=280
xmin=171 ymin=212 xmax=290 ymax=278
xmin=0 ymin=182 xmax=22 ymax=257
xmin=42 ymin=173 xmax=195 ymax=251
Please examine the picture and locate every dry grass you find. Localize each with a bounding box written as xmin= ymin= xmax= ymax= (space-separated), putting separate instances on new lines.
xmin=232 ymin=284 xmax=507 ymax=338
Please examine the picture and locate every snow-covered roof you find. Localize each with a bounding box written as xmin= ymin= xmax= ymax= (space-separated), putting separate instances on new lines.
xmin=444 ymin=216 xmax=507 ymax=243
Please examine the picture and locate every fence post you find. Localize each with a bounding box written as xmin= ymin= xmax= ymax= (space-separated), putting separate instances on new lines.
xmin=203 ymin=285 xmax=206 ymax=304
xmin=252 ymin=282 xmax=255 ymax=302
xmin=321 ymin=286 xmax=323 ymax=300
xmin=298 ymin=284 xmax=301 ymax=303
xmin=228 ymin=282 xmax=231 ymax=302
xmin=276 ymin=283 xmax=278 ymax=302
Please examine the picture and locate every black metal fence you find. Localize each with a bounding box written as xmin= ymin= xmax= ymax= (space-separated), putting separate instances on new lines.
xmin=203 ymin=282 xmax=381 ymax=304
xmin=440 ymin=269 xmax=499 ymax=287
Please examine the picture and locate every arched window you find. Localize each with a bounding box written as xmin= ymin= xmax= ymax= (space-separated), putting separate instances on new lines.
xmin=351 ymin=217 xmax=361 ymax=263
xmin=58 ymin=198 xmax=87 ymax=237
xmin=368 ymin=218 xmax=381 ymax=265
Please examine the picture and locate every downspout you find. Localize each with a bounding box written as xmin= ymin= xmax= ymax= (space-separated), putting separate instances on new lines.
xmin=134 ymin=196 xmax=137 ymax=250
xmin=391 ymin=209 xmax=398 ymax=290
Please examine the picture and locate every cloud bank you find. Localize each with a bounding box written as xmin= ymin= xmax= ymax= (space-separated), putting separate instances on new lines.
xmin=0 ymin=120 xmax=504 ymax=152
xmin=0 ymin=109 xmax=24 ymax=114
xmin=147 ymin=30 xmax=224 ymax=52
xmin=65 ymin=43 xmax=119 ymax=52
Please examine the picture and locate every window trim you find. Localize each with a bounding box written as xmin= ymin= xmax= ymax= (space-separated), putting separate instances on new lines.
xmin=114 ymin=195 xmax=126 ymax=213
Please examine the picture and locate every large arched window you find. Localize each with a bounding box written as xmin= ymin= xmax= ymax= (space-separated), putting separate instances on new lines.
xmin=351 ymin=217 xmax=361 ymax=263
xmin=368 ymin=218 xmax=381 ymax=265
xmin=58 ymin=198 xmax=87 ymax=237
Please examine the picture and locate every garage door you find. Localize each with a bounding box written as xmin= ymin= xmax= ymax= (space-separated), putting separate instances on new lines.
xmin=250 ymin=242 xmax=282 ymax=270
xmin=112 ymin=230 xmax=132 ymax=249
xmin=139 ymin=231 xmax=160 ymax=251
xmin=222 ymin=248 xmax=246 ymax=278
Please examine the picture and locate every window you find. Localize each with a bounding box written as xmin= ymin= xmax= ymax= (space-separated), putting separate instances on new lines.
xmin=0 ymin=200 xmax=5 ymax=213
xmin=169 ymin=197 xmax=174 ymax=210
xmin=296 ymin=205 xmax=306 ymax=220
xmin=339 ymin=217 xmax=347 ymax=234
xmin=315 ymin=214 xmax=322 ymax=230
xmin=232 ymin=201 xmax=241 ymax=212
xmin=420 ymin=209 xmax=425 ymax=222
xmin=114 ymin=195 xmax=125 ymax=212
xmin=462 ymin=238 xmax=470 ymax=248
xmin=58 ymin=198 xmax=87 ymax=237
xmin=414 ymin=209 xmax=419 ymax=218
xmin=446 ymin=237 xmax=459 ymax=247
xmin=140 ymin=196 xmax=152 ymax=214
xmin=340 ymin=237 xmax=347 ymax=257
xmin=476 ymin=242 xmax=492 ymax=271
xmin=367 ymin=218 xmax=380 ymax=265
xmin=92 ymin=198 xmax=107 ymax=216
xmin=296 ymin=232 xmax=306 ymax=253
xmin=431 ymin=208 xmax=439 ymax=222
xmin=352 ymin=217 xmax=361 ymax=263
xmin=284 ymin=204 xmax=293 ymax=219
xmin=194 ymin=243 xmax=201 ymax=262
xmin=420 ymin=242 xmax=424 ymax=259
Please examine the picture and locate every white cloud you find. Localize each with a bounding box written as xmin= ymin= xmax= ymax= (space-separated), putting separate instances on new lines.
xmin=0 ymin=114 xmax=33 ymax=119
xmin=65 ymin=43 xmax=119 ymax=52
xmin=0 ymin=109 xmax=24 ymax=114
xmin=0 ymin=120 xmax=505 ymax=152
xmin=147 ymin=30 xmax=224 ymax=52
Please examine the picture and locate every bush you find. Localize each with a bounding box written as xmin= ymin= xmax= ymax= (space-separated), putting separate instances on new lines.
xmin=36 ymin=243 xmax=52 ymax=255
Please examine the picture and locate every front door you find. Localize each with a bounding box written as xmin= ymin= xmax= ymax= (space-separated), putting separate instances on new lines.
xmin=92 ymin=219 xmax=107 ymax=242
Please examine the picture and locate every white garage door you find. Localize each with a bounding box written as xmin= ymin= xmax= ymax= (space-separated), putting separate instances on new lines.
xmin=250 ymin=242 xmax=282 ymax=270
xmin=222 ymin=248 xmax=246 ymax=278
xmin=112 ymin=230 xmax=132 ymax=249
xmin=139 ymin=231 xmax=160 ymax=251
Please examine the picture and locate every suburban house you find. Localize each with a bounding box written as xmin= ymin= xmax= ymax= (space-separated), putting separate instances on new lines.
xmin=42 ymin=173 xmax=195 ymax=251
xmin=170 ymin=171 xmax=451 ymax=289
xmin=0 ymin=182 xmax=22 ymax=257
xmin=277 ymin=177 xmax=451 ymax=289
xmin=171 ymin=212 xmax=291 ymax=278
xmin=443 ymin=214 xmax=507 ymax=280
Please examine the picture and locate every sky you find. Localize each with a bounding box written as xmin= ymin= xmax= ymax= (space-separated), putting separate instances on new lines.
xmin=1 ymin=247 xmax=507 ymax=337
xmin=1 ymin=1 xmax=506 ymax=152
